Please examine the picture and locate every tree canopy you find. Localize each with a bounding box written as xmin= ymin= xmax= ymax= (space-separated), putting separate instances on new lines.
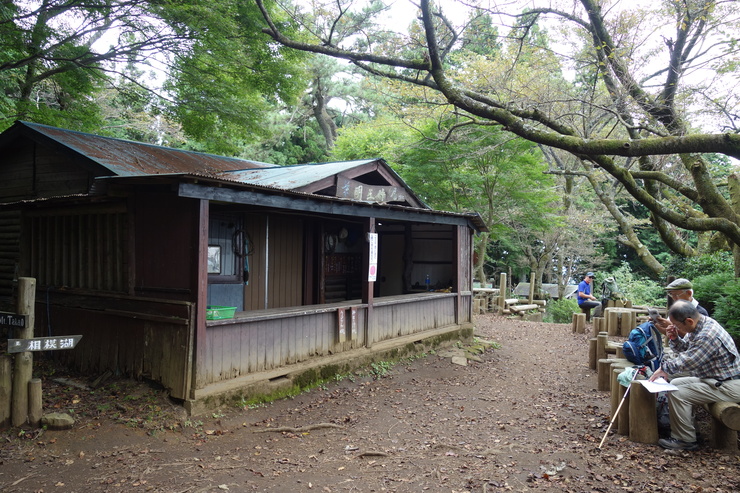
xmin=255 ymin=0 xmax=740 ymax=273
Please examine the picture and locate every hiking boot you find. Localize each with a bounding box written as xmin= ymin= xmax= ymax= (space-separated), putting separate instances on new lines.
xmin=658 ymin=437 xmax=698 ymax=451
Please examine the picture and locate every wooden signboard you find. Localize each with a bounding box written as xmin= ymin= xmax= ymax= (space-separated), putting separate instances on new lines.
xmin=7 ymin=335 xmax=82 ymax=353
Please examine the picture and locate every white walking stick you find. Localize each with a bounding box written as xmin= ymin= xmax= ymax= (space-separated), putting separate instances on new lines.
xmin=598 ymin=366 xmax=644 ymax=449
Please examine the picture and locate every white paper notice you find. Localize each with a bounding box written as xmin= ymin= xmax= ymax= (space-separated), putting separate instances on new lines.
xmin=638 ymin=378 xmax=679 ymax=393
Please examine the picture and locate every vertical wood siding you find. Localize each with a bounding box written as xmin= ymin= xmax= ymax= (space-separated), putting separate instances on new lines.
xmin=202 ymin=306 xmax=367 ymax=384
xmin=26 ymin=207 xmax=128 ymax=292
xmin=35 ymin=297 xmax=193 ymax=400
xmin=199 ymin=292 xmax=471 ymax=387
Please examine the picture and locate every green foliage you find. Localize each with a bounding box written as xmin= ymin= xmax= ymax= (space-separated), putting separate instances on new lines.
xmin=599 ymin=263 xmax=664 ymax=306
xmin=544 ymin=298 xmax=579 ymax=324
xmin=665 ymin=252 xmax=733 ymax=281
xmin=711 ymin=278 xmax=740 ymax=339
xmin=692 ymin=271 xmax=735 ymax=316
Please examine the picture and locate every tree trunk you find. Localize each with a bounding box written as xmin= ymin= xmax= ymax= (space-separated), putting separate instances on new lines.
xmin=729 ymin=174 xmax=740 ymax=278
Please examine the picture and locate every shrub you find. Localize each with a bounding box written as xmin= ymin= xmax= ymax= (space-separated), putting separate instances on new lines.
xmin=710 ymin=278 xmax=740 ymax=340
xmin=545 ymin=298 xmax=579 ymax=324
xmin=665 ymin=251 xmax=733 ymax=281
xmin=691 ymin=272 xmax=735 ymax=316
xmin=599 ymin=263 xmax=664 ymax=306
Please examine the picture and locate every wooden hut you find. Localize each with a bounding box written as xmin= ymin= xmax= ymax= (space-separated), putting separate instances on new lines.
xmin=0 ymin=121 xmax=484 ymax=413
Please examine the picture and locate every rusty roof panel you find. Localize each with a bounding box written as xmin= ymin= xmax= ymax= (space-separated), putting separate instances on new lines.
xmin=221 ymin=160 xmax=377 ymax=189
xmin=19 ymin=121 xmax=272 ymax=176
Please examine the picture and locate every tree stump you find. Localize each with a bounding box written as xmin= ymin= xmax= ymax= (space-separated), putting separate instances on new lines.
xmin=706 ymin=401 xmax=740 ymax=452
xmin=596 ymin=332 xmax=608 ymax=362
xmin=609 ymin=362 xmax=631 ymax=418
xmin=589 ymin=338 xmax=597 ymax=370
xmin=628 ymin=381 xmax=658 ymax=444
xmin=617 ymin=383 xmax=630 ymax=435
xmin=0 ymin=354 xmax=11 ymax=429
xmin=572 ymin=313 xmax=586 ymax=333
xmin=597 ymin=358 xmax=613 ymax=391
xmin=593 ymin=317 xmax=604 ymax=337
xmin=28 ymin=378 xmax=42 ymax=428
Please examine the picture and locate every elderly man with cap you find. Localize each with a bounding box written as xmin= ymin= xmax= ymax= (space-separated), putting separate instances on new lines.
xmin=665 ymin=278 xmax=708 ymax=316
xmin=653 ymin=278 xmax=709 ymax=336
xmin=649 ymin=300 xmax=740 ymax=450
xmin=577 ymin=272 xmax=600 ymax=321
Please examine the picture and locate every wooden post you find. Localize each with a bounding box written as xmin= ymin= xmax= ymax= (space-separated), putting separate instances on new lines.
xmin=597 ymin=358 xmax=612 ymax=391
xmin=528 ymin=272 xmax=535 ymax=304
xmin=705 ymin=401 xmax=740 ymax=451
xmin=617 ymin=383 xmax=630 ymax=435
xmin=589 ymin=338 xmax=597 ymax=370
xmin=596 ymin=332 xmax=608 ymax=362
xmin=592 ymin=317 xmax=603 ymax=337
xmin=628 ymin=381 xmax=658 ymax=444
xmin=621 ymin=311 xmax=636 ymax=337
xmin=609 ymin=362 xmax=631 ymax=417
xmin=11 ymin=277 xmax=36 ymax=427
xmin=499 ymin=273 xmax=507 ymax=314
xmin=28 ymin=378 xmax=42 ymax=428
xmin=607 ymin=309 xmax=620 ymax=336
xmin=0 ymin=354 xmax=11 ymax=428
xmin=572 ymin=313 xmax=585 ymax=333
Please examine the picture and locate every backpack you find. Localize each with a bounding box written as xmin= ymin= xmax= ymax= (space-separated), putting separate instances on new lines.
xmin=622 ymin=321 xmax=663 ymax=372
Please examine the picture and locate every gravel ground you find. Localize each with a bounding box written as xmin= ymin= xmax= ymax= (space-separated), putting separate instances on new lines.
xmin=1 ymin=313 xmax=739 ymax=492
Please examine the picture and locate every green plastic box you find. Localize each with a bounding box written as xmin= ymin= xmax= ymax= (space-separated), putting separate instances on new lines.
xmin=206 ymin=305 xmax=237 ymax=320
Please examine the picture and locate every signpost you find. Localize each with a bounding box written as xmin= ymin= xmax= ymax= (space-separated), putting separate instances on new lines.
xmin=7 ymin=335 xmax=82 ymax=353
xmin=1 ymin=277 xmax=82 ymax=429
xmin=0 ymin=311 xmax=27 ymax=329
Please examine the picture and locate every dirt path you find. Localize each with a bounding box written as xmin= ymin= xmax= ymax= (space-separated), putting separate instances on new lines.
xmin=1 ymin=314 xmax=738 ymax=492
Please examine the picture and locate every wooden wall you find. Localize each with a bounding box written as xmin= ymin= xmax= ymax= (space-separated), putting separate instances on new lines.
xmin=372 ymin=293 xmax=459 ymax=344
xmin=133 ymin=194 xmax=199 ymax=300
xmin=201 ymin=304 xmax=366 ymax=385
xmin=34 ymin=293 xmax=194 ymax=400
xmin=199 ymin=292 xmax=473 ymax=387
xmin=242 ymin=213 xmax=303 ymax=310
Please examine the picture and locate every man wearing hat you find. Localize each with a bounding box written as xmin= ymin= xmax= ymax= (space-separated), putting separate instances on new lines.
xmin=577 ymin=272 xmax=600 ymax=321
xmin=665 ymin=278 xmax=708 ymax=317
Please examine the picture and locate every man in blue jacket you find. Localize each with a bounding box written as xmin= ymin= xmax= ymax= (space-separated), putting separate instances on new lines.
xmin=577 ymin=272 xmax=600 ymax=321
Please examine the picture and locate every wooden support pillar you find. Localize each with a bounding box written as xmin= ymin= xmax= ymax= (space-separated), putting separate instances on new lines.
xmin=615 ymin=345 xmax=625 ymax=359
xmin=592 ymin=317 xmax=604 ymax=337
xmin=11 ymin=277 xmax=36 ymax=427
xmin=528 ymin=272 xmax=535 ymax=304
xmin=0 ymin=354 xmax=11 ymax=429
xmin=572 ymin=313 xmax=586 ymax=333
xmin=28 ymin=378 xmax=42 ymax=428
xmin=498 ymin=273 xmax=507 ymax=314
xmin=617 ymin=383 xmax=630 ymax=435
xmin=589 ymin=338 xmax=597 ymax=370
xmin=706 ymin=402 xmax=740 ymax=452
xmin=597 ymin=358 xmax=612 ymax=391
xmin=607 ymin=309 xmax=620 ymax=336
xmin=609 ymin=361 xmax=631 ymax=418
xmin=628 ymin=381 xmax=658 ymax=444
xmin=596 ymin=332 xmax=608 ymax=362
xmin=621 ymin=311 xmax=636 ymax=337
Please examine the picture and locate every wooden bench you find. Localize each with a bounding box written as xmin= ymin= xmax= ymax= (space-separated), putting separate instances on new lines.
xmin=705 ymin=401 xmax=740 ymax=451
xmin=627 ymin=383 xmax=740 ymax=452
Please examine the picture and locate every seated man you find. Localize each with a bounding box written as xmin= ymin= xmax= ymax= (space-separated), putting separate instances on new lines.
xmin=577 ymin=272 xmax=600 ymax=321
xmin=653 ymin=278 xmax=709 ymax=336
xmin=665 ymin=278 xmax=709 ymax=316
xmin=649 ymin=300 xmax=740 ymax=451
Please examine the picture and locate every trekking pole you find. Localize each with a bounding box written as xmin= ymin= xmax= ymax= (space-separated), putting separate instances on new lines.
xmin=598 ymin=366 xmax=644 ymax=449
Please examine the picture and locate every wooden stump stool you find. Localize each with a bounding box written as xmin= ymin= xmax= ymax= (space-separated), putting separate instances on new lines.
xmin=628 ymin=381 xmax=658 ymax=444
xmin=572 ymin=312 xmax=586 ymax=333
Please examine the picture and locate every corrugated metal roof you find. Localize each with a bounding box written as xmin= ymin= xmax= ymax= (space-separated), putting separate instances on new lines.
xmin=221 ymin=160 xmax=377 ymax=188
xmin=14 ymin=121 xmax=272 ymax=176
